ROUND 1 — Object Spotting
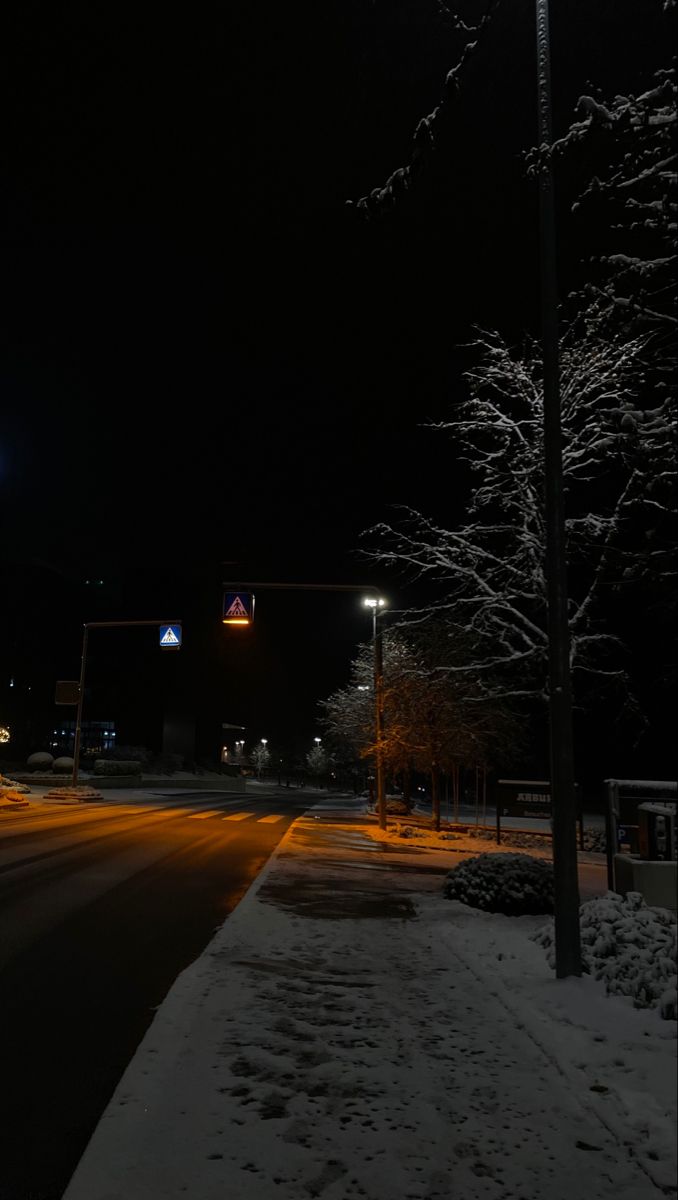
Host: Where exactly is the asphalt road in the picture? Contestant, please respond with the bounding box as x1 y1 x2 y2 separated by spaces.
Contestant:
0 788 310 1200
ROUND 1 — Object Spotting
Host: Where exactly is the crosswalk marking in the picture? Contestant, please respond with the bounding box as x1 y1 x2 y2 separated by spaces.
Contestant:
257 813 284 824
222 811 255 821
188 810 224 819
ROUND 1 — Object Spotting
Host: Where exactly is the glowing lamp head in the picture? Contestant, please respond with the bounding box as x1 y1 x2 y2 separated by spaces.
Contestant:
362 595 387 610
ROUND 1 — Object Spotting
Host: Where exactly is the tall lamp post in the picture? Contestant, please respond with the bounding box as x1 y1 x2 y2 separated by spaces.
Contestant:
220 579 389 824
535 0 582 977
363 596 387 830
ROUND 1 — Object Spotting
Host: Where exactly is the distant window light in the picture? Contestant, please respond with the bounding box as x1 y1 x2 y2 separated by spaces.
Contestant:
9 678 14 687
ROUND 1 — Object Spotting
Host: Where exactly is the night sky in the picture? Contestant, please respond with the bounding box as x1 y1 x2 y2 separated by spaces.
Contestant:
1 2 671 765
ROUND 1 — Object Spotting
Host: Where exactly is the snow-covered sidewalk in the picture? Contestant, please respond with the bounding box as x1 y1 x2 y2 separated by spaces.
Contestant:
64 803 676 1200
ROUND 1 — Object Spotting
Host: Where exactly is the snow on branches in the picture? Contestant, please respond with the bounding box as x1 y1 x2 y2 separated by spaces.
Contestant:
364 320 676 706
346 0 500 220
531 53 677 342
319 625 522 785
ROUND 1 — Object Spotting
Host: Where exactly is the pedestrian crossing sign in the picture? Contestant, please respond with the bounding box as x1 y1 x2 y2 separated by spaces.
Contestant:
159 624 182 649
222 592 254 626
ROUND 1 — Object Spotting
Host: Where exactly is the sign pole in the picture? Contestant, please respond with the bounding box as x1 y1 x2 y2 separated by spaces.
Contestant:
70 619 182 789
71 624 89 788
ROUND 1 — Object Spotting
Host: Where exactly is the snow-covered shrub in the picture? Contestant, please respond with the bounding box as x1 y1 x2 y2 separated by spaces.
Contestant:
98 744 152 766
27 752 54 770
384 795 411 815
583 829 607 853
53 756 74 774
0 774 30 793
468 828 552 850
444 853 554 915
148 752 184 775
532 891 677 1020
393 823 423 838
93 759 141 776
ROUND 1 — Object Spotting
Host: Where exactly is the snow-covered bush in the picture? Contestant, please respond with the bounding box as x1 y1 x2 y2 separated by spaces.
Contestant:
0 774 30 793
532 891 677 1020
93 759 142 776
97 744 151 765
444 852 554 915
384 795 411 815
26 752 54 770
53 756 74 774
583 829 607 853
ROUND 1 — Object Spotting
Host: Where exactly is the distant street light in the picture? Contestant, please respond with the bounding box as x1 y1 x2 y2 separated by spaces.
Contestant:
363 595 387 830
221 578 389 822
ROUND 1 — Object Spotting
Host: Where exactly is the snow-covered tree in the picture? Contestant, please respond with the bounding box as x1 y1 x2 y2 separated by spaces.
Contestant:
365 319 676 721
320 625 523 825
305 744 331 783
251 743 271 779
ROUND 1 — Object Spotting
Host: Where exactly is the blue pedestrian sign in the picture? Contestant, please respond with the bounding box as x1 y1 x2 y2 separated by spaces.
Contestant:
222 592 254 625
159 624 182 649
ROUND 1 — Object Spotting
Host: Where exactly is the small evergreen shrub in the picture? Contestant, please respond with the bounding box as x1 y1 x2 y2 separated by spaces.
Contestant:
148 753 184 775
27 752 54 770
98 745 152 766
444 852 554 915
93 759 142 776
0 774 30 793
53 756 75 774
533 891 677 1019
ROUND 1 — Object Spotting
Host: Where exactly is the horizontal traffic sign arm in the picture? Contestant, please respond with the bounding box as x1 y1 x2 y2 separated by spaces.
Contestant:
80 619 182 629
221 582 383 595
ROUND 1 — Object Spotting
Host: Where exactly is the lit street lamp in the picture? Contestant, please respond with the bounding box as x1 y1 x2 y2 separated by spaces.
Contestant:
363 595 387 830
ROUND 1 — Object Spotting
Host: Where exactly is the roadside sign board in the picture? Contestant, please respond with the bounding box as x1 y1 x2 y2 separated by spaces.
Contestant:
222 592 255 625
492 779 584 849
159 624 182 649
494 779 552 819
55 680 80 705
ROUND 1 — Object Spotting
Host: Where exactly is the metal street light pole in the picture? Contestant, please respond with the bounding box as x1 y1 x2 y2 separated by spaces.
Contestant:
221 579 389 829
375 608 386 831
535 0 582 977
365 597 387 831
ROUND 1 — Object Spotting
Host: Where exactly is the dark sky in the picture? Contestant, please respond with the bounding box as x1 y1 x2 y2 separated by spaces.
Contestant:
1 1 669 758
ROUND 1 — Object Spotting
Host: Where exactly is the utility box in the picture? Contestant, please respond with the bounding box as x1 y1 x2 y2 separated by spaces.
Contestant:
638 802 676 862
613 854 677 913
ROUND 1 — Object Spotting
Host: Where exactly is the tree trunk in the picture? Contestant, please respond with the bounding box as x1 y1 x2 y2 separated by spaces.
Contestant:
403 764 412 810
431 764 441 832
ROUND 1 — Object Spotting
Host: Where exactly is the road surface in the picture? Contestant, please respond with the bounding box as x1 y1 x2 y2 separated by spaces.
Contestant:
0 788 309 1200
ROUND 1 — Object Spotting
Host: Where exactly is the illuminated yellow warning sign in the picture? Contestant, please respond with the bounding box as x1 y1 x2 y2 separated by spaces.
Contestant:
222 592 254 625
